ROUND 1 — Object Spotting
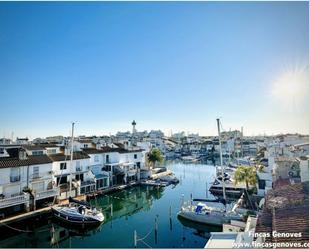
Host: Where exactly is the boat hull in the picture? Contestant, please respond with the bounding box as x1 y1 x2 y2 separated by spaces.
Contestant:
177 210 242 227
209 188 243 199
52 207 104 226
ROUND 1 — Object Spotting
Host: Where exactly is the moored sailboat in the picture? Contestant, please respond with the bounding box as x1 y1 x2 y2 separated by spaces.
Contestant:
52 123 104 226
177 118 243 226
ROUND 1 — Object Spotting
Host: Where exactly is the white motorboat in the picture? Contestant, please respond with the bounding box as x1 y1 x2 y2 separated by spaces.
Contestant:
52 198 104 225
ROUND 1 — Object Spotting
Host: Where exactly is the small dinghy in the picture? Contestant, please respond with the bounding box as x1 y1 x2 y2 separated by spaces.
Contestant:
52 197 104 226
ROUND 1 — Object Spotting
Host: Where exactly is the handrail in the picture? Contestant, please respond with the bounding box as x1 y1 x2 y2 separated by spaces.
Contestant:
0 194 28 208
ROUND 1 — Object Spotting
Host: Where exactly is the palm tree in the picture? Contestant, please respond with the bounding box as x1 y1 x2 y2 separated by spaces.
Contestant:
147 148 163 169
233 165 258 191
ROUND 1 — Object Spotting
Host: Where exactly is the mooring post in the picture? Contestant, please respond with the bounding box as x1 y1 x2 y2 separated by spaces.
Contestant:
134 230 137 248
154 217 158 244
111 203 113 218
206 182 208 198
169 206 172 231
181 194 184 207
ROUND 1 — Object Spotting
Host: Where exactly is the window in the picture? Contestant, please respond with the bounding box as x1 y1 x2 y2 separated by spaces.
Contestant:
134 154 137 159
10 168 20 182
258 179 266 190
84 144 88 148
60 162 67 170
94 155 99 162
32 150 43 156
106 155 110 163
75 173 84 182
57 176 67 185
76 161 81 171
136 162 141 168
33 166 39 179
47 149 57 154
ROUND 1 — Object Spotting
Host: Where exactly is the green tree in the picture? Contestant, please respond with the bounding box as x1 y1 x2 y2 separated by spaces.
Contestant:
147 148 163 169
233 165 258 191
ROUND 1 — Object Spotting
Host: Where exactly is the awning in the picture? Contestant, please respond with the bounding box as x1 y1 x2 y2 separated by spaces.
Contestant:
54 173 70 177
91 170 109 179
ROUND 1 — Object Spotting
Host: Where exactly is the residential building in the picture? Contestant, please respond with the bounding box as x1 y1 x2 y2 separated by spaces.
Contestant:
48 151 92 198
0 148 58 216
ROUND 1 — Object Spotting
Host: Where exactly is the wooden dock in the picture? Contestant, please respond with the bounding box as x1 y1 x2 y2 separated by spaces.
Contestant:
0 206 52 226
0 195 87 226
86 182 138 200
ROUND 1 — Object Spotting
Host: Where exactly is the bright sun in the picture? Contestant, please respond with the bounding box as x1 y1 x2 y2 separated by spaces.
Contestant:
271 64 309 108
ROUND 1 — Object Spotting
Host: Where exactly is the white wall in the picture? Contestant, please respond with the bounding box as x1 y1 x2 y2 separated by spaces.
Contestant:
103 152 119 164
0 167 26 197
300 159 309 182
52 158 90 183
119 152 145 168
0 162 54 197
29 163 53 193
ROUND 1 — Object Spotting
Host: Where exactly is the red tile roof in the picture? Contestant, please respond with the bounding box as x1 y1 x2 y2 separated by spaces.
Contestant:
48 152 90 162
255 182 309 246
0 155 52 168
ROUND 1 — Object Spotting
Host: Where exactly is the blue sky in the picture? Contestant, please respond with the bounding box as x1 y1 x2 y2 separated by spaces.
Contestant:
1 2 309 138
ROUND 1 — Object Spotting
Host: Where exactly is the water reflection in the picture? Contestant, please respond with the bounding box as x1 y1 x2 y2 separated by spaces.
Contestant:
0 186 166 248
0 162 220 248
50 223 102 247
94 186 165 222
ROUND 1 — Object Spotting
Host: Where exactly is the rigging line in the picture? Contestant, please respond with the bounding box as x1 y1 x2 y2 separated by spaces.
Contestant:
140 239 152 248
136 227 154 241
101 204 112 212
0 221 33 233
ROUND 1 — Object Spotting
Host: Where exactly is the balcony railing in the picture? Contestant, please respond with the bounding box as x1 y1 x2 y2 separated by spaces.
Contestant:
10 175 20 183
0 194 28 209
35 188 59 200
127 169 137 177
81 180 96 187
32 174 40 179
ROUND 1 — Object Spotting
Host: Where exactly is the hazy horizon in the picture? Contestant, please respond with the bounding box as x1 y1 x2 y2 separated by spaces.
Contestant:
1 2 309 138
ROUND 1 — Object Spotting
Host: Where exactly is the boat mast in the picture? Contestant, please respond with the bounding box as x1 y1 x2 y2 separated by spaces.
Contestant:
69 122 75 196
216 118 226 201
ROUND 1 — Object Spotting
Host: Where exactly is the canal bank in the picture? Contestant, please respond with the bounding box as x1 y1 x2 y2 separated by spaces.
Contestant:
0 162 223 248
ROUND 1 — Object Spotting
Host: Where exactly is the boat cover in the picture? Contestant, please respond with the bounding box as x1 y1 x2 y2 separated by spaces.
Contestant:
69 197 91 208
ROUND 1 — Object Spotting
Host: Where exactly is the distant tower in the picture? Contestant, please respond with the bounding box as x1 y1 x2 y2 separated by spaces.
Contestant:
132 120 137 134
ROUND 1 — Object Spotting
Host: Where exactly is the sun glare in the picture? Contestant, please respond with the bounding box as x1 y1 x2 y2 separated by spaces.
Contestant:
271 64 309 108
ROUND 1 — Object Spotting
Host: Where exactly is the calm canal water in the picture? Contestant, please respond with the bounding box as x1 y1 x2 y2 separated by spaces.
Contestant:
0 162 224 248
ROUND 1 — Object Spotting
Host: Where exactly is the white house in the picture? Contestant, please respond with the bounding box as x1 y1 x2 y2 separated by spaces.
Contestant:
87 145 146 186
48 151 93 199
0 148 58 215
82 148 110 191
